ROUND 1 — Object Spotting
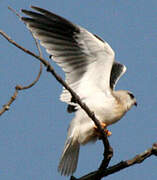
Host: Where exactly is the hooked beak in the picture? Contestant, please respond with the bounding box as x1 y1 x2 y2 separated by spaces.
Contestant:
134 101 137 107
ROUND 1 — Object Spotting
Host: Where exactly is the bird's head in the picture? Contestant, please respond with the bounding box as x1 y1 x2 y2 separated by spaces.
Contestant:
114 90 137 111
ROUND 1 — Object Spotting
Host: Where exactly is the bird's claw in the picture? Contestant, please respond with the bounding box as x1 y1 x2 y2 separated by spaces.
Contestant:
94 122 112 137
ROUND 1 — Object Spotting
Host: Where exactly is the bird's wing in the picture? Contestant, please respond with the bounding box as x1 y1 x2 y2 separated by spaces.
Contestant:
22 6 115 104
110 62 126 90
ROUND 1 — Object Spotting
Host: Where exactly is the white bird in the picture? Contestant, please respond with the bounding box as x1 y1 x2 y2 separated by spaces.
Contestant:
22 6 137 176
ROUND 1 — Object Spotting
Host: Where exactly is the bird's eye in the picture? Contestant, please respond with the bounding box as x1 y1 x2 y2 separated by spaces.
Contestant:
128 92 135 99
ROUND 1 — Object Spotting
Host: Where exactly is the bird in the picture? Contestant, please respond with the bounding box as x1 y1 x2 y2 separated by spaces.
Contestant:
21 6 137 176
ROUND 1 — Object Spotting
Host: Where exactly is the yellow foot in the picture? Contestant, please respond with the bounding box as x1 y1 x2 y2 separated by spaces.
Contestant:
94 122 112 137
104 129 112 136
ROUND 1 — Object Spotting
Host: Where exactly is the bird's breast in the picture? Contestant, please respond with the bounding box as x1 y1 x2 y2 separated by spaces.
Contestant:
92 100 126 126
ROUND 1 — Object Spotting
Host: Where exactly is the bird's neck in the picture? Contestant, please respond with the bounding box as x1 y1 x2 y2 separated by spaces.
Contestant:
112 90 130 113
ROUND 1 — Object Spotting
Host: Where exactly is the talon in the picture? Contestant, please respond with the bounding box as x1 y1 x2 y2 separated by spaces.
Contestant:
93 123 112 137
104 129 112 136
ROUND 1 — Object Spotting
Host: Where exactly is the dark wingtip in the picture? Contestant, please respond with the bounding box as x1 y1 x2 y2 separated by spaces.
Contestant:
31 6 40 10
21 9 27 13
30 6 49 14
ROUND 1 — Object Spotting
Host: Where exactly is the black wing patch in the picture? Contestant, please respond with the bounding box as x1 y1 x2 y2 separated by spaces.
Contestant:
22 6 80 35
110 62 126 89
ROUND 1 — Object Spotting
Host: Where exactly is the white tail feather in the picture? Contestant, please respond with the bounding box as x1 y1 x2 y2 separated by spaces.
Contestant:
58 137 80 176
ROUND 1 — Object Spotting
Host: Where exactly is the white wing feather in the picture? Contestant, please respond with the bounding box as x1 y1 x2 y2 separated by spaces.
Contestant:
22 6 115 104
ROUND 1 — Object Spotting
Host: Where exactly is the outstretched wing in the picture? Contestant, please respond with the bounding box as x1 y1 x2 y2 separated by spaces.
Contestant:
110 62 126 90
22 6 115 104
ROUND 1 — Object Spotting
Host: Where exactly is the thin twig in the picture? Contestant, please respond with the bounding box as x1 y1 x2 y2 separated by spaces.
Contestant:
0 7 43 116
0 89 18 115
17 63 42 90
0 63 42 116
8 6 21 18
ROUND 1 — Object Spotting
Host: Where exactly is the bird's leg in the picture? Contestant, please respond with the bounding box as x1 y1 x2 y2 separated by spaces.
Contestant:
94 122 112 137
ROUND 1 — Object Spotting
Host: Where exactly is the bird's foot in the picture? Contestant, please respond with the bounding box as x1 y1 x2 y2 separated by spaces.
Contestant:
104 128 112 136
94 122 112 137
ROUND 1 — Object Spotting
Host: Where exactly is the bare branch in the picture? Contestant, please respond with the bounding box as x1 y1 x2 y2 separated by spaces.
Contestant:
71 143 157 180
8 6 21 18
0 60 42 116
17 63 42 90
0 30 111 159
0 89 18 116
0 8 43 116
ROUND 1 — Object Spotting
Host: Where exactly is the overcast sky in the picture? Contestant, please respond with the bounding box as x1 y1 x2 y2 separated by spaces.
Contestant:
0 0 157 180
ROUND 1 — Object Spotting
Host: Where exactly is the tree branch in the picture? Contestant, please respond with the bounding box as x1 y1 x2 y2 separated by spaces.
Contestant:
71 143 157 180
0 88 18 115
0 7 43 116
0 56 42 116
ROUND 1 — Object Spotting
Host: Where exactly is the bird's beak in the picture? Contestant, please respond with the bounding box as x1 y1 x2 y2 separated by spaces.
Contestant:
134 101 137 106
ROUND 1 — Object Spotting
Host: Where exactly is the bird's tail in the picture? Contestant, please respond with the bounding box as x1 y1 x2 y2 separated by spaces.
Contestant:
58 136 80 176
